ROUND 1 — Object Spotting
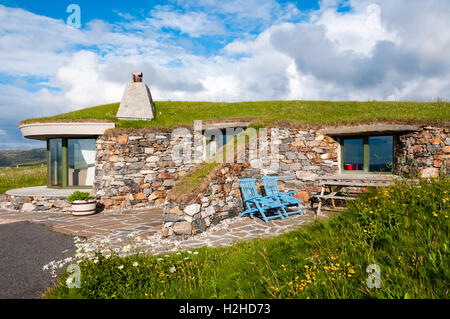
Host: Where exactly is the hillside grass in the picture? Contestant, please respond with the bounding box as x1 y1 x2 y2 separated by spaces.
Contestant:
0 165 47 194
44 178 449 299
20 100 450 129
0 148 46 167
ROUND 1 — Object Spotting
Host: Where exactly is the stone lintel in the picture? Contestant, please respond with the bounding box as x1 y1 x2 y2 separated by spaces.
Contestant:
323 124 420 136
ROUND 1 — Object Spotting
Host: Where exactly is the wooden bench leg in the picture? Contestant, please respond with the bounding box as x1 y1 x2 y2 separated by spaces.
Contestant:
317 186 325 216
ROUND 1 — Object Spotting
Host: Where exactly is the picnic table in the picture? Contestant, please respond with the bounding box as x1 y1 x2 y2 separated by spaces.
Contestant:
315 175 395 215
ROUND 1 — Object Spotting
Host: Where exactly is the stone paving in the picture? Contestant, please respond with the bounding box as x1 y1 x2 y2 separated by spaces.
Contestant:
0 206 322 256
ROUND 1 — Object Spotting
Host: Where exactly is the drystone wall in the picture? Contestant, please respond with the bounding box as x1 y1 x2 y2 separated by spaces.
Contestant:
93 131 198 212
395 126 450 178
161 128 340 237
4 195 71 212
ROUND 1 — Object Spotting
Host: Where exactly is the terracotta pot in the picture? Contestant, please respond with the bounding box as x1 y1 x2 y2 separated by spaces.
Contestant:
71 199 97 216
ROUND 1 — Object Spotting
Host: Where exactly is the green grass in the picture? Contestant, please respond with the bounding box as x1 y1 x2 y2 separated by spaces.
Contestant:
44 178 449 299
169 161 219 197
20 100 450 129
0 166 47 194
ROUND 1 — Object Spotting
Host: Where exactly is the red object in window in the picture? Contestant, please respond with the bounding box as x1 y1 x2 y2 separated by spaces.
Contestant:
354 164 358 170
345 164 353 170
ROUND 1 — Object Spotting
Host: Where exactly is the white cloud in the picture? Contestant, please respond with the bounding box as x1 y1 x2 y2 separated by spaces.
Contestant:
316 4 399 56
147 6 226 37
1 1 450 149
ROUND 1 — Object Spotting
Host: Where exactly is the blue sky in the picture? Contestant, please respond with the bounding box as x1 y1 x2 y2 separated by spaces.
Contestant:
0 0 449 150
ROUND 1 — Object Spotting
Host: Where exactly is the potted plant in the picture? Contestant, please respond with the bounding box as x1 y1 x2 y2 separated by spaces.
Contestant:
68 191 97 216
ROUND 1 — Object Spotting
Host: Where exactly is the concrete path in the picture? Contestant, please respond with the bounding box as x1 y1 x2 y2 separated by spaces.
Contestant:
0 219 75 299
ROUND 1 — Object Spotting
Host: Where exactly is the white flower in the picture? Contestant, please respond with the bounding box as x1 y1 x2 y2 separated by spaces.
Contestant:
127 231 139 238
122 245 131 252
65 277 73 285
193 251 199 255
118 265 124 270
132 261 139 267
169 266 176 273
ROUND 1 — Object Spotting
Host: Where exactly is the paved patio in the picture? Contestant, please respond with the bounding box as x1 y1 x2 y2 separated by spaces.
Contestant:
0 207 320 255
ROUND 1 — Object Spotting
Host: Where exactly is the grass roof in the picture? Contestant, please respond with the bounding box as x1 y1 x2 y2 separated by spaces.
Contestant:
19 100 450 129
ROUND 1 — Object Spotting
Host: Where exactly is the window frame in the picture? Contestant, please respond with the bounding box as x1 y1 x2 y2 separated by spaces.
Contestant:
339 135 395 175
46 137 96 189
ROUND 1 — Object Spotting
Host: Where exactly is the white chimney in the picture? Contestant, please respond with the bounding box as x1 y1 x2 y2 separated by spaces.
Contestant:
116 72 156 121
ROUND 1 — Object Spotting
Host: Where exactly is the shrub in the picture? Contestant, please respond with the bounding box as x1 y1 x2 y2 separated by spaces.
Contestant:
67 191 95 204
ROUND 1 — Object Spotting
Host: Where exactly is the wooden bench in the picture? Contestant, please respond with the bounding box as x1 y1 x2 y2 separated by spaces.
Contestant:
315 175 395 215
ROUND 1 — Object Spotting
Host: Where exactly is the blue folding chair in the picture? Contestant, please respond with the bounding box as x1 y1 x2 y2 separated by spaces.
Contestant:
262 176 304 217
238 178 285 223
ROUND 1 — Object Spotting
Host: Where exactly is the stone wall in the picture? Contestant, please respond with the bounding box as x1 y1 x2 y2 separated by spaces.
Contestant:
161 128 340 237
3 125 448 219
5 195 71 212
396 126 449 178
90 125 448 237
94 131 197 212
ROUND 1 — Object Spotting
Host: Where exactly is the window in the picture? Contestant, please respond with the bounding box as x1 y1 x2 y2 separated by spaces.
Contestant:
68 139 96 186
204 128 242 160
343 138 364 171
369 136 394 172
341 135 394 173
47 137 96 187
49 138 62 186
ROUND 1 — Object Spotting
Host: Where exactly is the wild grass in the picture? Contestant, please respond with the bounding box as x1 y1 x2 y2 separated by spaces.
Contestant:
44 178 449 299
168 161 219 200
0 165 47 194
20 100 450 129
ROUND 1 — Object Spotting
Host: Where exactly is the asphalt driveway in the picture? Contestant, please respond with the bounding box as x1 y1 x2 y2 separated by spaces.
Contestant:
0 220 75 299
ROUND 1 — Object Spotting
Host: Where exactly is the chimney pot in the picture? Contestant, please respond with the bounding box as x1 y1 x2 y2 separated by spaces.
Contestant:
132 72 143 83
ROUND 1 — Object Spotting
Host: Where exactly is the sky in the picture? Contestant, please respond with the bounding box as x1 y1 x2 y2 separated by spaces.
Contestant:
0 0 449 150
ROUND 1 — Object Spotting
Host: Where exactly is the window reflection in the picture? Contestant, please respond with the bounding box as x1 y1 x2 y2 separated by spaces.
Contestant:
369 136 393 172
68 139 96 186
49 138 62 186
343 138 364 171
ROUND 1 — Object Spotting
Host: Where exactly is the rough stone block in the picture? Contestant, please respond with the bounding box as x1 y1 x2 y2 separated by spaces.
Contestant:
419 167 439 178
173 221 192 235
184 203 201 216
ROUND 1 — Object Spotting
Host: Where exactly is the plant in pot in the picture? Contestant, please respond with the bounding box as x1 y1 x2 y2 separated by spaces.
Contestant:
68 191 97 216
